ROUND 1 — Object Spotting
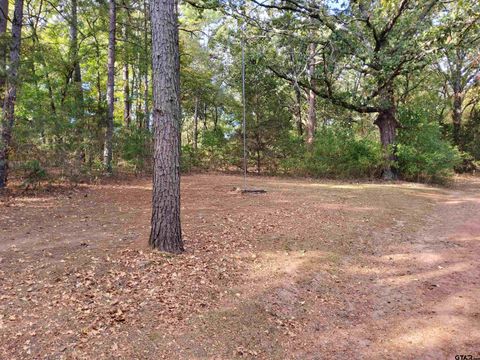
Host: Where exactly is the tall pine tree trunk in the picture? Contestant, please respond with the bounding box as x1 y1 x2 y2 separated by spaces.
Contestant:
103 0 116 172
306 42 316 146
0 0 24 188
149 0 183 252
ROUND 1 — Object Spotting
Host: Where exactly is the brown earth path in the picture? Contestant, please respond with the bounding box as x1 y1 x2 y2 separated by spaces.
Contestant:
0 174 479 359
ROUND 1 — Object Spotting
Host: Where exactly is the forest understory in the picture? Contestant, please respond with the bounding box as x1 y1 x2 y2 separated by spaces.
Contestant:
1 174 479 359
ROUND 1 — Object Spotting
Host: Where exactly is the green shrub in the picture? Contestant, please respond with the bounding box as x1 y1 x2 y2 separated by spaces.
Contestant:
200 128 232 170
20 160 48 189
281 127 383 178
117 128 152 172
396 108 461 183
180 144 201 173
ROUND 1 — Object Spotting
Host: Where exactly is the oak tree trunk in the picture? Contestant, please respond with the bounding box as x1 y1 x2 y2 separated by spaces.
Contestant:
149 0 183 253
103 0 116 172
374 107 398 180
452 90 463 148
0 0 23 188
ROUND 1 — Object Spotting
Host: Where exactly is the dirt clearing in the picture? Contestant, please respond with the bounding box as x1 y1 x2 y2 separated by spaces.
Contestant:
1 174 479 359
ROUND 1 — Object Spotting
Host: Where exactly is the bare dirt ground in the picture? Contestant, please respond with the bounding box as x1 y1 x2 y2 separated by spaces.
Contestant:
0 174 479 359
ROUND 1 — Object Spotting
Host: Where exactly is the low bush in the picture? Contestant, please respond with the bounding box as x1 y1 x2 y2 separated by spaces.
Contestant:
396 108 461 183
20 160 48 189
281 127 383 178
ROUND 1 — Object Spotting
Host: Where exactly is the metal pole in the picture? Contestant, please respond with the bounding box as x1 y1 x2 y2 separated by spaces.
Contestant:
241 24 247 190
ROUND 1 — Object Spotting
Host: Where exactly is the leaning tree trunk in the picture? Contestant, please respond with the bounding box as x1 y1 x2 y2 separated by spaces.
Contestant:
149 0 183 253
306 42 316 146
0 0 23 188
103 0 116 172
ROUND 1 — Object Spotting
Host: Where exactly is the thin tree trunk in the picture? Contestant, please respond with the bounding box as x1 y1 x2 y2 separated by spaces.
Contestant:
289 48 303 136
103 0 116 172
203 103 207 131
70 0 83 117
122 17 130 126
0 0 9 104
123 1 131 127
193 96 198 150
295 85 303 136
123 60 130 126
0 0 24 188
136 66 142 124
143 0 150 130
306 43 316 146
144 72 149 129
149 0 183 252
29 6 56 115
452 81 463 148
131 61 137 125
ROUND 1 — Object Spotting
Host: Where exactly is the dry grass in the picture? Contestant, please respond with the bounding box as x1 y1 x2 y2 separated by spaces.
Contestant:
1 174 479 359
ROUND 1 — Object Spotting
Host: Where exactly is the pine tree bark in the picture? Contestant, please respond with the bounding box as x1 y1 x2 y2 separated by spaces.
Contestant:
149 0 183 252
103 0 116 172
306 42 316 146
0 0 24 188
